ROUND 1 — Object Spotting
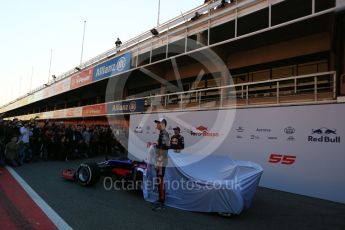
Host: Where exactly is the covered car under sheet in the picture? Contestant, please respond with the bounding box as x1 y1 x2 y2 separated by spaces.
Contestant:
143 146 263 214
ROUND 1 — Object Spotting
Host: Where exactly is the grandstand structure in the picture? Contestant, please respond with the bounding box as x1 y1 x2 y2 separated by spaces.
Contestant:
0 0 344 126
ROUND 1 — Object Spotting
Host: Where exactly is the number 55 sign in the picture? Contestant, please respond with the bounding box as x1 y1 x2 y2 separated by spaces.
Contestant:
268 154 296 165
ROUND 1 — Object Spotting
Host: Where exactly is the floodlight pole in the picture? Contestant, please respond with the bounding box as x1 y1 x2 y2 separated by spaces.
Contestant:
48 49 53 83
157 0 161 26
80 20 86 66
30 66 33 92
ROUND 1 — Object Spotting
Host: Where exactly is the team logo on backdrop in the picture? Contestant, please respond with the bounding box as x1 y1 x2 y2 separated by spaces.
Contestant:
190 126 220 137
236 126 245 132
116 57 127 72
250 135 260 140
283 126 296 142
287 136 295 141
134 126 143 133
284 126 295 134
308 127 340 143
256 128 271 132
235 126 245 138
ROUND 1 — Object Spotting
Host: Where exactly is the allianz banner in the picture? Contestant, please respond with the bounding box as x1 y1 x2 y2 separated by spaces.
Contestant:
107 99 145 115
93 52 131 82
128 103 345 204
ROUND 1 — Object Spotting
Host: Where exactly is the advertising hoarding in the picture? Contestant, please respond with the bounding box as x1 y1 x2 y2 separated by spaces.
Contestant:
41 111 53 119
71 68 93 89
43 88 49 98
93 53 131 82
54 78 71 94
53 109 66 118
33 90 43 102
82 104 106 117
128 103 345 203
66 107 82 117
107 99 145 115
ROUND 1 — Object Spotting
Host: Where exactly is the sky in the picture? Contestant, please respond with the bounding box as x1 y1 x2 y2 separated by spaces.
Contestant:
0 0 201 107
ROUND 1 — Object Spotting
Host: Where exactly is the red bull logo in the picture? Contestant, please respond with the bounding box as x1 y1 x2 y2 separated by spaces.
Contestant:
308 127 340 143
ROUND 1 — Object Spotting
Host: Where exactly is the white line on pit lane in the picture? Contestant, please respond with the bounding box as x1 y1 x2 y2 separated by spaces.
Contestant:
6 166 73 230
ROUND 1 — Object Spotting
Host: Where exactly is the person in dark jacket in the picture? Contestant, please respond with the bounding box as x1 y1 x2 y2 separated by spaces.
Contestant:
5 136 20 166
152 118 170 211
59 134 67 161
65 125 75 160
170 127 184 153
4 120 20 145
105 127 113 156
90 128 100 157
30 121 41 161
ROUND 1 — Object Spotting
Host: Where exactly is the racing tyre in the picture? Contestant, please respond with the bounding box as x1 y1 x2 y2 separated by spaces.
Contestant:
76 162 100 186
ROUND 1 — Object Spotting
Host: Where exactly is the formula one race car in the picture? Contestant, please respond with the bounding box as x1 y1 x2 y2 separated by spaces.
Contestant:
62 159 146 187
62 147 263 216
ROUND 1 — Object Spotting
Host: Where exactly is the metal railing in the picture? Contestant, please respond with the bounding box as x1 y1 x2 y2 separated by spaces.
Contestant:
135 71 336 112
4 71 337 120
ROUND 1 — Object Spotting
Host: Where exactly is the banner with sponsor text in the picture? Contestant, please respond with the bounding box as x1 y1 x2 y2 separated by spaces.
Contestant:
129 103 345 203
93 52 131 82
107 99 145 115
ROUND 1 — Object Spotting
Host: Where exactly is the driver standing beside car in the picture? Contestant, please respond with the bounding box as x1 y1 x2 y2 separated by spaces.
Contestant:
170 127 184 153
152 118 169 211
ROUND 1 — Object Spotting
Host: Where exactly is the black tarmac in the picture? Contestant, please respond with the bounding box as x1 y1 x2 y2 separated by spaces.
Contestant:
13 157 345 230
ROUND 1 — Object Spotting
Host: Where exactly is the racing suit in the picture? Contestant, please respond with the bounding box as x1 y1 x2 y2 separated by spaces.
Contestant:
155 129 169 203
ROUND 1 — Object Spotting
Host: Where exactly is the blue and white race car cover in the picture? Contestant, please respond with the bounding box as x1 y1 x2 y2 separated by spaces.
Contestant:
143 146 263 214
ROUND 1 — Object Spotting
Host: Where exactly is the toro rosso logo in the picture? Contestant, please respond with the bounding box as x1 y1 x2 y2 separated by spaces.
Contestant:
190 126 219 137
308 127 340 143
196 126 207 132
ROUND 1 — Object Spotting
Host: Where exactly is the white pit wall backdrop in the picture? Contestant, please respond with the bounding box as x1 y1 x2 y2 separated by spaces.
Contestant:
128 103 345 203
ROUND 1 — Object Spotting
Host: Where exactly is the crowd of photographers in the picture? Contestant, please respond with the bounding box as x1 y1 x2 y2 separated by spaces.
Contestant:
0 118 123 167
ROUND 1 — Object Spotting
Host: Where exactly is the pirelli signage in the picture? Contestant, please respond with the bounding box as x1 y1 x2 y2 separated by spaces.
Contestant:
82 104 107 117
71 68 93 89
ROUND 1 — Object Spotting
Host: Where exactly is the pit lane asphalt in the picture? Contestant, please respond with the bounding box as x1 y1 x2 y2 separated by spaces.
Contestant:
12 157 345 230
